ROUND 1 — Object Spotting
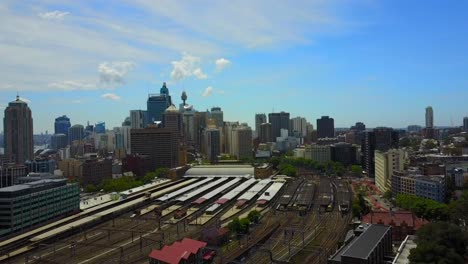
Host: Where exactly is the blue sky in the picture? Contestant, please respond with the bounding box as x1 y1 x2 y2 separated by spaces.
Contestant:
1 0 468 133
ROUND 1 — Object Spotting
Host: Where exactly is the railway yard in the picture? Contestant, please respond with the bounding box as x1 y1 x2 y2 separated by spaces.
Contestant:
0 166 353 264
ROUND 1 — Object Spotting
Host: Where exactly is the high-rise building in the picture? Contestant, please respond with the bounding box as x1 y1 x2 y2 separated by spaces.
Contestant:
259 123 272 143
0 163 27 188
290 117 307 137
130 110 147 129
375 149 405 193
351 122 366 131
194 111 208 153
205 128 220 162
331 143 357 166
54 115 71 135
425 106 434 128
147 82 172 124
131 127 180 171
68 125 84 144
95 122 106 134
230 125 252 159
361 128 399 177
3 96 34 164
317 116 334 139
463 117 468 132
268 112 290 140
50 134 67 150
255 114 267 137
305 144 331 163
210 107 224 128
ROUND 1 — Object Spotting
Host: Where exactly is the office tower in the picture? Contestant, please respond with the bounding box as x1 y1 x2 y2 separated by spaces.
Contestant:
259 123 272 143
224 122 240 154
375 149 405 193
3 95 34 164
131 127 180 170
290 116 307 137
361 127 399 177
122 117 131 127
210 107 224 128
147 82 172 124
182 108 195 146
464 117 468 132
130 110 147 129
163 105 184 138
407 125 422 133
317 116 334 139
268 112 290 140
194 111 208 152
54 115 71 135
331 143 357 166
255 114 267 137
229 124 252 159
425 106 433 128
95 122 106 134
351 122 366 131
50 134 67 150
205 128 220 162
85 122 94 134
68 124 84 144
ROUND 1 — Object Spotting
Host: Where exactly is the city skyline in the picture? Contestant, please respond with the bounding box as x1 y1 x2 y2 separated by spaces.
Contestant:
1 1 468 132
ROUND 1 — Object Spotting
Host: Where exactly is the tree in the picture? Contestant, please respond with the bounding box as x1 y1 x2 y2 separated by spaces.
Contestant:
239 218 251 234
449 191 468 229
424 140 437 150
270 156 281 169
395 194 449 221
228 218 241 234
409 222 468 264
248 210 261 224
350 165 362 177
85 184 99 193
155 168 170 178
280 164 297 177
383 190 392 200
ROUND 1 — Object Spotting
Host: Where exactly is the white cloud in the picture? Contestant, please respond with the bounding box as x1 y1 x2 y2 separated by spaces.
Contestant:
171 53 207 81
101 93 121 101
202 86 213 97
48 80 96 91
215 58 231 72
99 62 135 85
193 68 207 79
72 100 83 104
38 11 70 21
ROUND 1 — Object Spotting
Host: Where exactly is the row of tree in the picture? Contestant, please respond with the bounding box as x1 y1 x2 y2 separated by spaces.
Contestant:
84 168 170 193
409 222 468 263
227 210 261 236
271 157 347 176
395 192 468 225
352 191 369 218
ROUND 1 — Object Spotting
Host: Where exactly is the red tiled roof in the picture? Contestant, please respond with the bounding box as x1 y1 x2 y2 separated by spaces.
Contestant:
149 238 207 264
362 211 428 229
256 200 267 205
236 199 247 207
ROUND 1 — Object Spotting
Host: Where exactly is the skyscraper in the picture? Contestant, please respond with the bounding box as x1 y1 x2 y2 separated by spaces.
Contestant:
425 106 434 128
147 82 172 124
317 116 335 139
463 117 468 132
255 114 267 136
95 122 106 134
361 127 399 177
205 128 220 162
130 110 147 129
54 115 71 135
50 134 67 150
268 112 290 140
3 95 34 164
210 107 224 128
68 124 84 144
131 127 180 170
259 123 272 143
290 116 307 137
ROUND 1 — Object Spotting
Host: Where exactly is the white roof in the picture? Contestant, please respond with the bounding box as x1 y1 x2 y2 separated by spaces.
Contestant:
206 203 222 213
237 179 271 201
257 182 285 202
185 165 254 176
120 178 170 196
218 178 257 202
176 178 229 202
156 178 213 202
199 178 243 201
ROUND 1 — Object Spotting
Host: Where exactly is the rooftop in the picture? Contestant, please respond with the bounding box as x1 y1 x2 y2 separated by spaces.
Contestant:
331 224 391 261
